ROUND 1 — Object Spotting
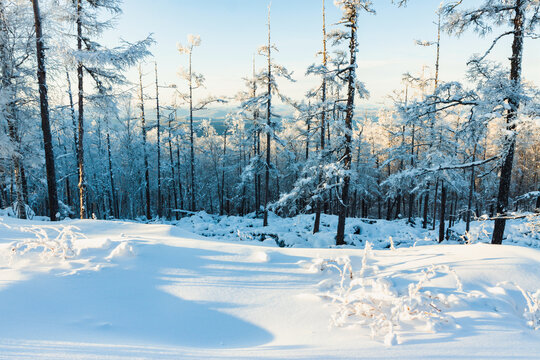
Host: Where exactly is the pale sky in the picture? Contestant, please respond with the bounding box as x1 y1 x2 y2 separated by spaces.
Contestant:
101 0 540 109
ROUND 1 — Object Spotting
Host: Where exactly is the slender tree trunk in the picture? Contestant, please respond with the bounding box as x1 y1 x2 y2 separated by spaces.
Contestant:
432 179 439 230
175 134 185 211
313 0 327 234
66 71 79 209
220 129 227 216
138 65 151 220
423 191 429 228
75 0 87 219
492 1 524 244
336 5 357 246
106 132 118 218
466 144 477 232
263 7 272 227
155 62 162 218
169 116 179 220
438 182 446 243
189 51 196 212
32 0 58 220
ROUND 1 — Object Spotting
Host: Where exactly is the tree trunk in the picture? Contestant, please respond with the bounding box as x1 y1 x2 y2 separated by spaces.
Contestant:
32 0 58 220
438 182 446 243
263 8 272 227
155 62 162 218
139 65 151 220
432 179 439 230
169 115 179 220
492 1 524 245
189 51 196 212
75 0 87 219
336 5 357 246
313 0 327 234
106 132 118 218
466 144 477 232
423 191 429 228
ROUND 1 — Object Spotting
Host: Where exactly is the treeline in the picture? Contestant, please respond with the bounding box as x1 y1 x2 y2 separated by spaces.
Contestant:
0 0 538 246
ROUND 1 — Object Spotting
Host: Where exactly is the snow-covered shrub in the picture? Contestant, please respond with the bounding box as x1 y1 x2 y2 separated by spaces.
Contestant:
515 285 540 330
11 225 84 259
314 244 462 345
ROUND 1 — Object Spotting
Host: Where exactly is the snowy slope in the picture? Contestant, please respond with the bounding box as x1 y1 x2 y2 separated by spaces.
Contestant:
1 215 540 359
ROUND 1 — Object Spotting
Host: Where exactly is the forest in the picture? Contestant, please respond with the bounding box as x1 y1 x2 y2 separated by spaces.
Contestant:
1 0 539 248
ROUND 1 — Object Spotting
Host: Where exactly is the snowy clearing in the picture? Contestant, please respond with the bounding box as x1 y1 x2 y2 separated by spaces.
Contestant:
1 215 540 359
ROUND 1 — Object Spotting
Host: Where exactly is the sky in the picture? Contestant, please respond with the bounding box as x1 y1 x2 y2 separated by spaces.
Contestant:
101 0 540 110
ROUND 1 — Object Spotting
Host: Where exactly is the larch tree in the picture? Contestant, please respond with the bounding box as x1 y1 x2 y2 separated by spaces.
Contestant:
31 0 59 221
66 0 152 219
177 35 224 212
0 0 32 219
333 0 373 245
443 0 540 244
241 4 294 226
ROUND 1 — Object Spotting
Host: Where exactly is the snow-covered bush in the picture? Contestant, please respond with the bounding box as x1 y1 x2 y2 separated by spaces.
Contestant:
314 244 463 345
11 225 83 259
514 285 540 330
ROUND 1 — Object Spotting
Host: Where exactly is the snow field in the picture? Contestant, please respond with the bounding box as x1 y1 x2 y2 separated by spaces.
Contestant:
0 215 539 359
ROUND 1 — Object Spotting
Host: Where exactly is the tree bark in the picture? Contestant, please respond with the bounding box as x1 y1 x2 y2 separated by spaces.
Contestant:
492 1 524 244
438 182 446 243
336 4 357 246
32 0 58 220
75 0 87 219
313 0 327 234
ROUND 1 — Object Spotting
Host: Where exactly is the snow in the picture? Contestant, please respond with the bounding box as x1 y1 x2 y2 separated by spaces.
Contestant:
1 214 540 359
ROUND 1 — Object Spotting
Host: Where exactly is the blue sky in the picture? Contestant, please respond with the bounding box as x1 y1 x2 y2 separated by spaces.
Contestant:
101 0 540 107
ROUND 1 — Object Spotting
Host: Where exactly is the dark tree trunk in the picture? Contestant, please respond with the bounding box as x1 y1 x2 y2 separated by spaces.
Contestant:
32 0 58 220
492 1 524 244
336 5 357 246
75 0 87 219
432 179 439 230
423 191 429 229
438 182 446 243
313 1 327 234
408 193 414 223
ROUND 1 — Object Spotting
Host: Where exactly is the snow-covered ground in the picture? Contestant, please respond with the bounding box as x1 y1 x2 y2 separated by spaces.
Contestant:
1 213 540 359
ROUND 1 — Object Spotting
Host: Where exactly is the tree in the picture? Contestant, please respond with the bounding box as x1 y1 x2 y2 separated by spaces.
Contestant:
240 5 294 226
334 0 373 245
443 0 539 244
66 0 152 218
31 0 58 221
178 35 224 212
0 0 35 219
313 0 329 234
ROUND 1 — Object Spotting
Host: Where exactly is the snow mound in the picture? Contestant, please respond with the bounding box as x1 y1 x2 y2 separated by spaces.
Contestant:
106 241 136 259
